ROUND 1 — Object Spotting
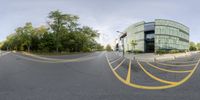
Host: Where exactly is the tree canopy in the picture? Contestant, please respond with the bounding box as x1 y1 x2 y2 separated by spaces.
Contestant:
105 44 112 51
1 10 103 52
189 42 197 51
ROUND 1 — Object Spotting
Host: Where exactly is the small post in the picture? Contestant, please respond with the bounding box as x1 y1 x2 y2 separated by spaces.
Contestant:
133 56 135 60
154 57 157 62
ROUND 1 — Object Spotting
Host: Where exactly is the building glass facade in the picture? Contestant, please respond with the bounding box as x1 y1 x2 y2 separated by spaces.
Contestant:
119 19 189 53
155 19 189 51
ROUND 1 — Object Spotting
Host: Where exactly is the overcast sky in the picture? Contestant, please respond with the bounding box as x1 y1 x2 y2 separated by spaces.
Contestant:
0 0 200 45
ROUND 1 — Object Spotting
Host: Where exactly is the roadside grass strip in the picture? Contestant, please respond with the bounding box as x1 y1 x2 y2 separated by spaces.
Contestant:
12 52 97 63
155 61 196 67
106 52 200 90
146 62 193 73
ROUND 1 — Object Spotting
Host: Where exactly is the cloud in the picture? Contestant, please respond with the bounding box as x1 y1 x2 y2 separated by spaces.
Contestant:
0 0 200 44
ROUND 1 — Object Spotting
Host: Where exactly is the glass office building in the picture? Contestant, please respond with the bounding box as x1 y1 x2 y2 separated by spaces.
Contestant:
119 19 189 53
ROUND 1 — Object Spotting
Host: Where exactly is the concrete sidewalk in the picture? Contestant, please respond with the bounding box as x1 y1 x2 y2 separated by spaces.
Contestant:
124 53 157 62
121 51 200 62
0 51 10 57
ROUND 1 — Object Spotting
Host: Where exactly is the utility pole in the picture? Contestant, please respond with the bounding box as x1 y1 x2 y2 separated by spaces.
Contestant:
116 31 126 57
122 38 125 57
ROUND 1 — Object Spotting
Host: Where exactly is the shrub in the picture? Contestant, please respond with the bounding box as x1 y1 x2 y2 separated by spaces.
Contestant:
156 49 187 54
134 50 143 53
126 50 143 54
156 50 167 54
83 47 91 52
169 50 179 54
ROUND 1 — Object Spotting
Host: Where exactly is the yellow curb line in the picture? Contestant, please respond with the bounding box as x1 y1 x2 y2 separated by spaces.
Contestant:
110 56 122 64
106 53 200 90
155 61 196 67
146 62 192 73
14 53 96 63
137 60 177 85
113 59 125 70
167 60 198 64
22 51 95 61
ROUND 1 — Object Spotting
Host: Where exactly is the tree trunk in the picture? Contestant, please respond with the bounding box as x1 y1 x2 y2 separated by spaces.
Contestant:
56 47 59 53
28 46 30 52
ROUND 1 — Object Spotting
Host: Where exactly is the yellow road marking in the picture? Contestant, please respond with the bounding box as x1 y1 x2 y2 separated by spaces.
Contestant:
113 59 126 70
156 61 196 67
106 53 200 90
146 62 193 73
110 56 122 64
172 60 199 86
137 60 177 85
126 59 131 83
22 51 95 62
169 60 199 64
13 53 97 63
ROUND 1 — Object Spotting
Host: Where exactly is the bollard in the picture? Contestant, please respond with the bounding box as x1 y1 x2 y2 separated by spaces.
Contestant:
133 56 135 60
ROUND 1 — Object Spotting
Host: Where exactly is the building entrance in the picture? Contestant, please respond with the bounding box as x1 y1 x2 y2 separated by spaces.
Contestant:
145 31 155 53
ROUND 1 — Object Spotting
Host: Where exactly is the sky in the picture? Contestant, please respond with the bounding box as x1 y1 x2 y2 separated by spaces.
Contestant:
0 0 200 46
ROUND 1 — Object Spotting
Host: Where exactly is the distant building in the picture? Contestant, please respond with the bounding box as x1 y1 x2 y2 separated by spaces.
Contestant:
118 19 189 53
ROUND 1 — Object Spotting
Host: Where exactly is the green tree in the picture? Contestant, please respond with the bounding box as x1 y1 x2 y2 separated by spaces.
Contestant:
196 43 200 50
96 43 104 51
32 26 48 51
131 40 137 52
189 42 197 51
21 23 35 52
0 42 2 49
48 10 79 52
79 26 99 52
1 10 101 53
38 32 55 52
106 44 112 51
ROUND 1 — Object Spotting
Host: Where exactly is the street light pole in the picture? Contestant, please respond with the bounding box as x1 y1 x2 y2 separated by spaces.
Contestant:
116 31 125 57
122 38 125 57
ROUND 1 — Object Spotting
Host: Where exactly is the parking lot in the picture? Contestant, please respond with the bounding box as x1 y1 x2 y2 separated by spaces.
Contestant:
106 52 200 90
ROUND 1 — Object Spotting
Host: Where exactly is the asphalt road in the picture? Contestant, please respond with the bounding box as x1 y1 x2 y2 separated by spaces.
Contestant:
0 51 200 100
